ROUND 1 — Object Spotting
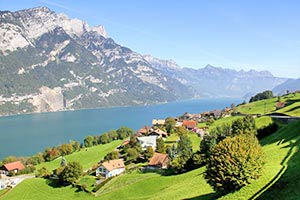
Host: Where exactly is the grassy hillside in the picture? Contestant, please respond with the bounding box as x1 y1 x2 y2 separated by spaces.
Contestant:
36 140 122 171
236 93 300 116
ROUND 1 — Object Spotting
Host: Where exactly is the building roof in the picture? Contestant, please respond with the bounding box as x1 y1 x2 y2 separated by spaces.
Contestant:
149 153 168 166
102 159 125 172
152 119 165 125
137 136 157 146
150 129 168 137
3 161 25 171
135 126 152 136
276 102 286 108
182 120 197 128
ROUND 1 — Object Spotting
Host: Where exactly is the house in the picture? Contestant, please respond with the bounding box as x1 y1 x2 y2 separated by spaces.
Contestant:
0 179 6 190
3 161 25 174
195 128 206 138
96 159 125 178
152 119 165 126
210 110 222 119
137 136 157 150
182 120 197 130
276 102 286 109
148 153 169 169
149 128 168 138
175 121 183 127
135 126 152 137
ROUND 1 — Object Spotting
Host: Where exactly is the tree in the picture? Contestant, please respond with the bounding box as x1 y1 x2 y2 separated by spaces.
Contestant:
125 135 142 153
43 147 60 161
70 140 80 152
231 116 256 136
59 161 83 185
125 148 139 162
166 144 177 161
249 90 274 102
59 143 73 156
205 135 264 194
165 117 176 133
144 146 154 160
99 133 110 144
104 151 119 161
176 126 189 136
108 130 118 141
84 135 94 147
35 167 51 178
3 156 17 164
156 137 165 153
171 135 193 173
116 126 133 139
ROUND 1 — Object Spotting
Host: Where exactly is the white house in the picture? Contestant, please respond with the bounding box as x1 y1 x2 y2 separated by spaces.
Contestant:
137 135 157 150
96 159 125 178
0 179 6 190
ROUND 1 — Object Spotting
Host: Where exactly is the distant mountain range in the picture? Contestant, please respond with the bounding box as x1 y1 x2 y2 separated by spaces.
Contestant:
273 78 300 95
0 7 294 116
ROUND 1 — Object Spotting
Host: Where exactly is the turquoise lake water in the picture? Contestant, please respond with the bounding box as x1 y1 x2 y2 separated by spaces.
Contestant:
0 98 240 159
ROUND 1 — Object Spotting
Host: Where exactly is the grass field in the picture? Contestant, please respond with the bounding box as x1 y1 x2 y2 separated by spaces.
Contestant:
237 93 300 115
36 140 122 171
236 98 278 114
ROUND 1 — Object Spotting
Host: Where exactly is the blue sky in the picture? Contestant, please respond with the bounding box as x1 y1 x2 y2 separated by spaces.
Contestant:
1 0 300 78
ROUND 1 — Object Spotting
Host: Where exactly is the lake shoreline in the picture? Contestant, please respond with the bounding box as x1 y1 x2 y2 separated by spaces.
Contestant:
0 98 241 160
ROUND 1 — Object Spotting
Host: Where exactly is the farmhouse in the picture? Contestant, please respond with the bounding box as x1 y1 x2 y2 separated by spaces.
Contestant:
152 119 165 126
148 153 169 169
2 161 25 175
96 159 125 178
137 136 157 150
135 126 152 137
276 102 286 109
182 120 197 130
149 128 168 138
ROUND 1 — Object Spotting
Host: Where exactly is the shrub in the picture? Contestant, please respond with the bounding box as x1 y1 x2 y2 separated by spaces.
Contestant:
205 135 264 194
257 122 279 140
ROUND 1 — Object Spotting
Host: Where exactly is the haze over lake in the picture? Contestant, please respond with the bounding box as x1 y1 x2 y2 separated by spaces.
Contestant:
0 98 240 159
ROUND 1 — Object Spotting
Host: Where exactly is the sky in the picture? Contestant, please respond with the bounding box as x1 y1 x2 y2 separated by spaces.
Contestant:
1 0 300 78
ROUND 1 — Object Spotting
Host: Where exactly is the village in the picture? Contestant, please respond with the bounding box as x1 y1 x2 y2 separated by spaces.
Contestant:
0 106 234 192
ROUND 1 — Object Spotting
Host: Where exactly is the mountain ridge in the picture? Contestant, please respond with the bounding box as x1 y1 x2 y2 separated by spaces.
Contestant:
0 7 289 116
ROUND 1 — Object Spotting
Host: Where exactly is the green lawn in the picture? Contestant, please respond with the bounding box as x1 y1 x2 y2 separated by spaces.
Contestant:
255 116 273 129
36 140 122 171
236 98 278 114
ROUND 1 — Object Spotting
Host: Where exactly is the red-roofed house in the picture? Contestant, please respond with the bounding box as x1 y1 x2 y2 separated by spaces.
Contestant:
96 159 125 178
276 102 286 109
182 120 197 130
3 161 25 174
148 153 169 169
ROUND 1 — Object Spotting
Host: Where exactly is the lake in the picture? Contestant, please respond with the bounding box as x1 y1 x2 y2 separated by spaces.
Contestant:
0 98 240 159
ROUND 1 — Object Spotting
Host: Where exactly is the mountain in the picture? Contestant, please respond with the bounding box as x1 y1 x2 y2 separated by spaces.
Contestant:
273 78 300 95
144 55 288 98
0 7 289 116
0 7 192 116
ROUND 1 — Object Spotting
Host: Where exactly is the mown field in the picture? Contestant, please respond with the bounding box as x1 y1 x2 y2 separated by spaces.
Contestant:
237 93 300 115
36 140 122 171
